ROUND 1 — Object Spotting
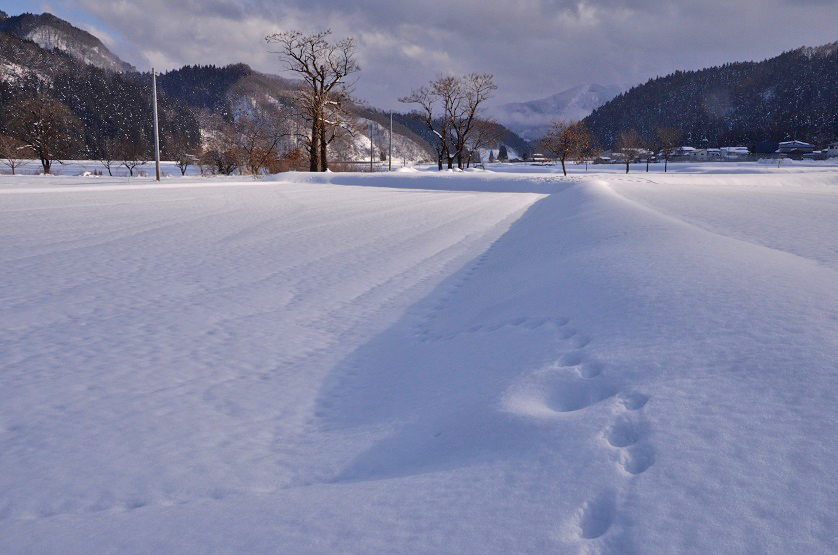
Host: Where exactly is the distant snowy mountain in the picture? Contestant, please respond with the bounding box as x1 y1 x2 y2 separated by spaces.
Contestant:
487 84 624 140
0 12 132 73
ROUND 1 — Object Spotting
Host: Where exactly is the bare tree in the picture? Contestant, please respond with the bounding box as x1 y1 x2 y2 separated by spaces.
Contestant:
199 125 240 176
98 137 120 176
236 112 286 176
119 134 150 177
450 74 497 169
541 120 592 176
0 134 33 175
615 129 644 174
401 73 497 171
656 127 682 172
576 130 600 171
160 127 199 176
266 29 360 172
464 119 502 168
4 93 79 174
399 84 452 170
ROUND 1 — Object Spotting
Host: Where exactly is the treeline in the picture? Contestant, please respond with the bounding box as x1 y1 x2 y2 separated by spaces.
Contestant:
584 44 838 150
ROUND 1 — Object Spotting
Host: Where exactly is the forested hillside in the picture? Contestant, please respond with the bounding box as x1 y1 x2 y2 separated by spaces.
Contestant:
584 43 838 150
0 31 200 160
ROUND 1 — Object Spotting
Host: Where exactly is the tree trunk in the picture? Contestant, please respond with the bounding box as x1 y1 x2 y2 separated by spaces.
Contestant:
319 126 328 172
625 160 630 174
664 157 668 172
437 151 443 171
561 156 567 176
42 158 50 174
309 120 321 172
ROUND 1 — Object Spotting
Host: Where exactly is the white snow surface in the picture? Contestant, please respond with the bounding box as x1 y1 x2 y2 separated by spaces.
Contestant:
1 164 837 553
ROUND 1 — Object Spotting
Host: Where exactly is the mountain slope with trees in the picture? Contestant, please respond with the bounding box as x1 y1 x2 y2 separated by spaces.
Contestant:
0 11 529 172
583 43 838 151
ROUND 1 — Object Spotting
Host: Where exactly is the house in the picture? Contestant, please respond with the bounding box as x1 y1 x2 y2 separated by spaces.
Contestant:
776 140 815 157
530 153 551 164
690 148 721 160
720 146 750 159
671 146 696 159
827 142 838 158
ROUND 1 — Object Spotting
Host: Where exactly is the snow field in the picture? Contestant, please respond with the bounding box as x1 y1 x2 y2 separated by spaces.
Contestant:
1 166 837 553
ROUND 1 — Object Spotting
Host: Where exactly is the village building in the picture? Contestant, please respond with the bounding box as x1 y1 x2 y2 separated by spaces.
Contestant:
776 140 815 157
720 146 750 159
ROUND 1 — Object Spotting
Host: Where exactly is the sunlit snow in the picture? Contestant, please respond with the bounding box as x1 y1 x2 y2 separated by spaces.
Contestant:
1 162 837 553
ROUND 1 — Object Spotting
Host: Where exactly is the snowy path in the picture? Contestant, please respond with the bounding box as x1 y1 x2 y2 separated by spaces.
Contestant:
1 169 837 553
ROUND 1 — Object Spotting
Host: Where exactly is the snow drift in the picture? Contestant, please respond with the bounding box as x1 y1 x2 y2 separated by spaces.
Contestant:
1 165 837 553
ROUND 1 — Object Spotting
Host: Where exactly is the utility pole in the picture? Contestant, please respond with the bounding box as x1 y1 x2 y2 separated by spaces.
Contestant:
387 110 393 172
152 68 161 181
369 121 374 172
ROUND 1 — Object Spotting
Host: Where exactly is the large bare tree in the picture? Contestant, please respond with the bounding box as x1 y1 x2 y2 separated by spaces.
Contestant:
266 30 359 172
4 93 78 174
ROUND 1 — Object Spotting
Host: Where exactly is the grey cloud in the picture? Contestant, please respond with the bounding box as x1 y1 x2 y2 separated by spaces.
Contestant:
64 0 837 108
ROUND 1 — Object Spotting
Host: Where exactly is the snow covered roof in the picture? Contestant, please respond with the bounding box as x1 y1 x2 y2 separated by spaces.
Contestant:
778 140 813 148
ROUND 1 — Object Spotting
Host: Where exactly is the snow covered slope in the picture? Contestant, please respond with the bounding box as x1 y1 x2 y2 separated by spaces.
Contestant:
487 84 623 140
0 12 132 73
1 165 837 553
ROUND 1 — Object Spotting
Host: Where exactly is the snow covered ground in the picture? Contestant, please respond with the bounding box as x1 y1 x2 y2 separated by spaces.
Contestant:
1 164 837 553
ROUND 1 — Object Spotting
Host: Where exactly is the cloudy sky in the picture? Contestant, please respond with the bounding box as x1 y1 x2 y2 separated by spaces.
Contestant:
10 0 838 108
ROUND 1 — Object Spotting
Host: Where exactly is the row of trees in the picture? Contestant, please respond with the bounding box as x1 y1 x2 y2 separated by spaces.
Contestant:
1 27 502 176
0 90 306 176
536 119 685 174
0 29 358 176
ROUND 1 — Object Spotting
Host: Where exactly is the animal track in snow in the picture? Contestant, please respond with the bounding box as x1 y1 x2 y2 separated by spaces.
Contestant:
621 392 649 411
548 379 617 413
570 335 591 349
577 361 603 379
604 417 646 448
619 443 656 475
558 350 584 367
602 391 655 474
578 489 616 539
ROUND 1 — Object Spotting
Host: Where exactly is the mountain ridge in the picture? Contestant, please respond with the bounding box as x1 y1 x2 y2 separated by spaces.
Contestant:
0 12 133 73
